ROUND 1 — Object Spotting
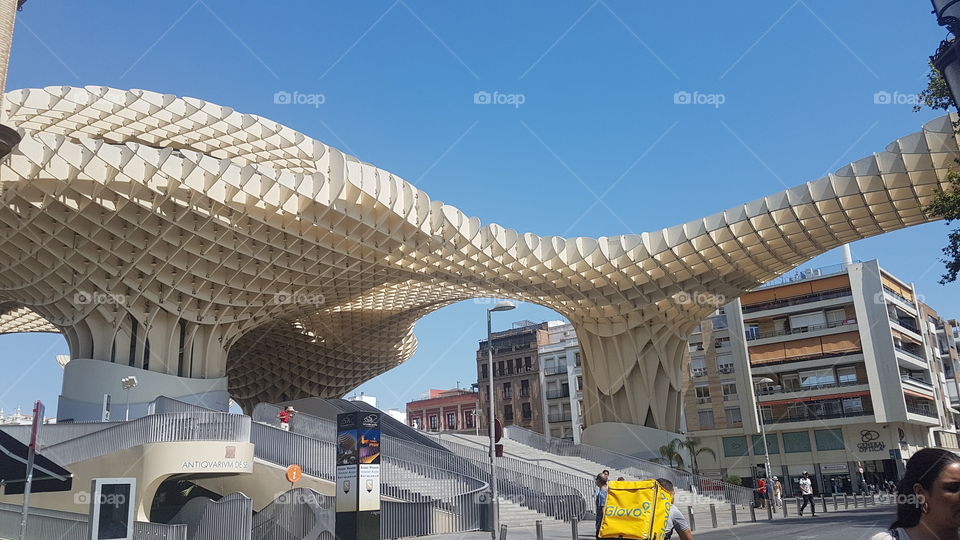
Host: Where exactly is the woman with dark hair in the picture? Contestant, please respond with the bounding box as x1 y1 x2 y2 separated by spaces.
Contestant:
871 448 960 539
594 474 608 539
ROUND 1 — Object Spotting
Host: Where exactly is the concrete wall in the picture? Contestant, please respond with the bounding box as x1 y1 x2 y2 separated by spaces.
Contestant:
58 358 229 422
581 422 682 461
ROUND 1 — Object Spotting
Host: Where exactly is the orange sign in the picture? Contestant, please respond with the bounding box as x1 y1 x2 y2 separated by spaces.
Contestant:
286 464 303 483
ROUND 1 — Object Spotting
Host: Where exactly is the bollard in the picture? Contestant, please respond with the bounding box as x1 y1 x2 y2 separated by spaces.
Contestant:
710 504 718 528
536 520 543 540
822 494 828 514
688 506 696 531
797 496 802 515
570 518 578 540
749 502 757 522
766 501 773 521
833 494 838 511
499 524 508 539
844 493 849 509
730 503 738 525
782 498 788 517
854 493 860 508
870 493 876 506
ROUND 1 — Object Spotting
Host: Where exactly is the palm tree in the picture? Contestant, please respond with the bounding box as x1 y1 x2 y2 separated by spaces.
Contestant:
657 438 685 469
680 438 716 475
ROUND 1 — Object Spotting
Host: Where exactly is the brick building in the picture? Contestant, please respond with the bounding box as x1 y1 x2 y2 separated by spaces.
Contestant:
406 388 480 433
476 321 549 432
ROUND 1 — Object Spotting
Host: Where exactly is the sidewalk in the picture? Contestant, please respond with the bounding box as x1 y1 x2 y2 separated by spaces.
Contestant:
416 496 893 539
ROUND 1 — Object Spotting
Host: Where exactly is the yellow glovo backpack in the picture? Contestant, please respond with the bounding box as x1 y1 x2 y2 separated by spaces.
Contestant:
598 480 673 539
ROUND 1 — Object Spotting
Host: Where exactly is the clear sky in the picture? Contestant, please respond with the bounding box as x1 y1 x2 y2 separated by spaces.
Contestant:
0 1 956 415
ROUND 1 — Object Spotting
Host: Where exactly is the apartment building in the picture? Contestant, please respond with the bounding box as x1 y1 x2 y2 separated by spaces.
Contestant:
538 322 584 442
686 259 957 495
406 388 480 433
918 302 960 449
476 321 549 432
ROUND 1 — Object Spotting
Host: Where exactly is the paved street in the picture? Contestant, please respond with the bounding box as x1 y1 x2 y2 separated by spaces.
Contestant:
418 506 899 540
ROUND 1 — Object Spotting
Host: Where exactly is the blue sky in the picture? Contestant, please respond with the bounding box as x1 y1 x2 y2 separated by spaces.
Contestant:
0 1 956 414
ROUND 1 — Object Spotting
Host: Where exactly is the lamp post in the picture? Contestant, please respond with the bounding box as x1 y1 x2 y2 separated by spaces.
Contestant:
752 377 775 487
931 1 960 108
121 376 138 421
486 300 515 539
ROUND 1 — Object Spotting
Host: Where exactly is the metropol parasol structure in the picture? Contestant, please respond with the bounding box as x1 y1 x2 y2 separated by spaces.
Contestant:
0 85 956 431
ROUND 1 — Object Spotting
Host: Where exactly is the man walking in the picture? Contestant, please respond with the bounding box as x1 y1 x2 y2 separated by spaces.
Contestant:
277 405 297 431
657 478 694 540
772 476 783 510
798 471 815 516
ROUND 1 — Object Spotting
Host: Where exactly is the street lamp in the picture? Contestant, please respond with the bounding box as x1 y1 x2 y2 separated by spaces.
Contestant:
931 1 960 109
752 377 775 488
121 376 138 421
486 300 515 539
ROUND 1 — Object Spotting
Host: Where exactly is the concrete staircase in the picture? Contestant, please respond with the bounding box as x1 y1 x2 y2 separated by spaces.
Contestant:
497 497 560 528
438 432 744 528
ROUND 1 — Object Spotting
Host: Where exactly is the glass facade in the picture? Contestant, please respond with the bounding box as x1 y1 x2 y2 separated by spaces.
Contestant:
782 431 811 453
723 436 749 457
814 428 845 451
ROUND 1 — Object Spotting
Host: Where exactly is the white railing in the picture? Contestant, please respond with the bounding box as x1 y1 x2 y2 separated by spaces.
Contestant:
0 502 186 540
41 411 251 465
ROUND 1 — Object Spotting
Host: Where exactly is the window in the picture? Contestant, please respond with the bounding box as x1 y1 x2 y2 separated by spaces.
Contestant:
837 366 857 384
525 357 532 371
695 385 711 404
716 353 734 374
782 374 800 392
790 311 826 331
574 353 581 366
464 413 474 429
690 342 704 352
481 364 488 379
507 360 514 375
698 409 715 428
723 436 749 457
799 368 836 388
826 308 846 324
814 428 845 451
504 405 514 422
842 397 863 413
521 402 532 420
503 382 512 399
520 379 530 397
577 376 583 391
751 434 779 454
725 407 742 424
690 357 706 377
746 324 760 340
498 361 505 376
447 412 456 429
714 336 730 348
782 431 811 453
722 382 738 401
429 415 438 430
759 406 773 422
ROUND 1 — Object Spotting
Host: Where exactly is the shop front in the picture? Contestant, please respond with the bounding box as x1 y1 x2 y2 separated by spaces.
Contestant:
819 463 852 494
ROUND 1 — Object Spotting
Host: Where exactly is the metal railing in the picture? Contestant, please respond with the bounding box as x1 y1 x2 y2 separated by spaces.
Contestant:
766 408 872 424
895 344 928 362
251 488 334 540
907 405 938 418
0 502 187 540
742 288 852 314
503 425 754 507
543 365 569 376
0 420 120 447
756 379 863 396
745 318 857 341
167 492 252 540
548 412 572 423
426 433 588 521
901 376 935 389
889 315 921 334
753 263 852 290
546 388 571 399
41 411 251 465
883 286 915 306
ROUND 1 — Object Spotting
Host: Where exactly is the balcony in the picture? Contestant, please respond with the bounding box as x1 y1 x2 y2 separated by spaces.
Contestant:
548 412 572 423
723 394 739 402
543 365 569 376
889 315 920 334
895 344 927 364
696 396 711 404
906 405 938 418
767 408 872 424
718 365 735 374
901 376 934 390
883 286 915 307
742 288 852 314
545 388 570 399
745 318 857 341
756 379 863 397
690 367 707 378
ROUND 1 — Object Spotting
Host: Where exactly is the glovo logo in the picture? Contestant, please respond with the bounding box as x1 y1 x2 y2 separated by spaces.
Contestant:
605 501 652 517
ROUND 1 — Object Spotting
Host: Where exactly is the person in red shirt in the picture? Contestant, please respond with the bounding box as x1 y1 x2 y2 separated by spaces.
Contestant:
757 477 768 509
277 406 297 431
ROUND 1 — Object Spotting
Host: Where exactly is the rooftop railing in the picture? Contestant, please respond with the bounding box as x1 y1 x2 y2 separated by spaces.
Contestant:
742 288 852 314
745 318 857 341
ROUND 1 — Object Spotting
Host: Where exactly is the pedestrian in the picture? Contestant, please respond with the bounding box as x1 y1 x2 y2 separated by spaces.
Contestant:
277 405 296 431
757 476 768 509
657 478 694 540
869 448 960 540
595 474 608 538
772 476 783 509
798 471 815 516
616 476 625 482
602 469 610 481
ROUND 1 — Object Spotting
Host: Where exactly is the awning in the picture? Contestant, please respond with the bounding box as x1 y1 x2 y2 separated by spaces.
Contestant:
0 429 72 494
904 389 935 400
761 390 870 407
